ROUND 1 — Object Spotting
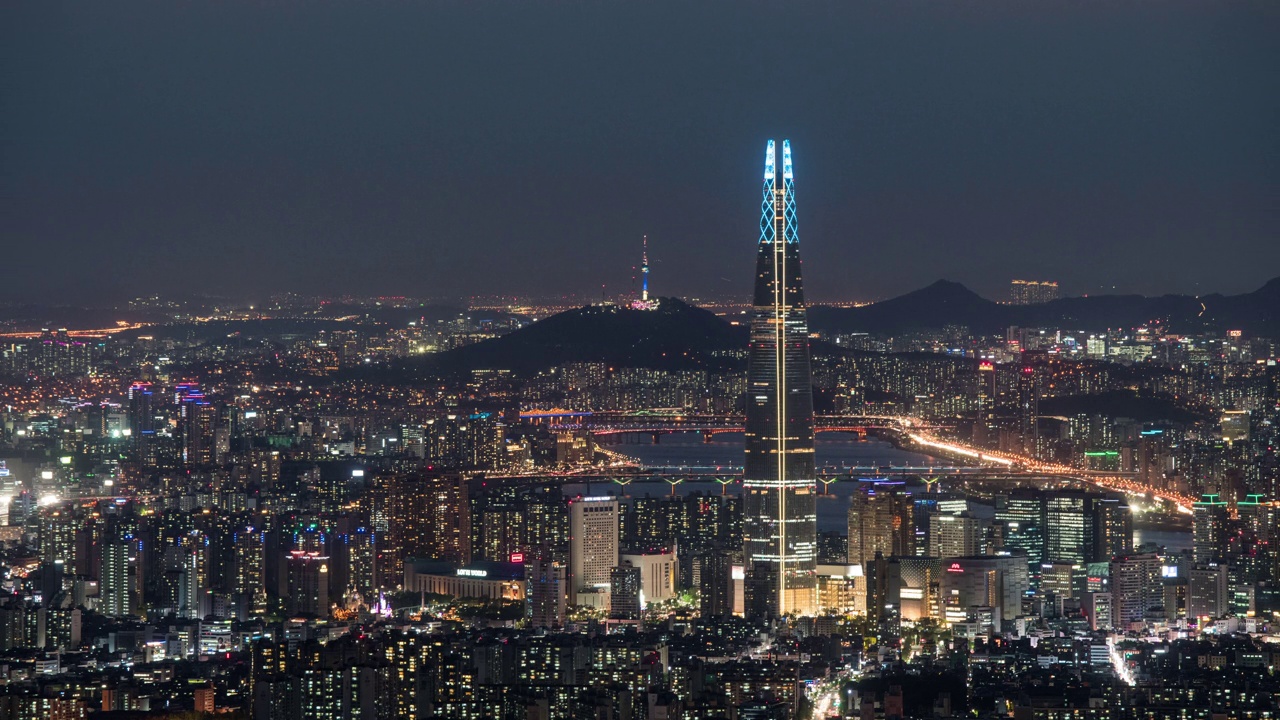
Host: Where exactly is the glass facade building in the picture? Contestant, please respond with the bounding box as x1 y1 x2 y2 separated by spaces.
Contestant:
742 140 818 618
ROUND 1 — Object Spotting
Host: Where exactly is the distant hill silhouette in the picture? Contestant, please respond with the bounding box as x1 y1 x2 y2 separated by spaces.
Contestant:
370 279 1278 380
809 280 994 335
809 277 1280 336
400 298 748 378
1037 390 1202 424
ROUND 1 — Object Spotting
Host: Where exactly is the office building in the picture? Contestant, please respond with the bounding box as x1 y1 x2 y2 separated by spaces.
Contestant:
929 512 987 558
526 557 567 628
569 496 619 607
742 139 818 618
1045 494 1090 565
619 549 677 604
1084 592 1113 631
847 483 912 568
1110 553 1163 628
938 555 1029 628
1188 565 1229 621
610 564 642 620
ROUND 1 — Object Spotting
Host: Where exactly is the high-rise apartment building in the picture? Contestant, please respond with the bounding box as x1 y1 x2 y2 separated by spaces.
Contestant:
127 382 157 465
1016 365 1039 458
742 139 818 618
1193 493 1229 564
699 547 735 619
285 550 330 617
384 473 471 575
1009 279 1061 305
177 385 217 467
100 523 141 618
232 523 266 615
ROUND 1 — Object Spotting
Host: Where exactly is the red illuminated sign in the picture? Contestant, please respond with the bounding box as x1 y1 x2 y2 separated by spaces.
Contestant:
947 563 963 573
510 553 525 564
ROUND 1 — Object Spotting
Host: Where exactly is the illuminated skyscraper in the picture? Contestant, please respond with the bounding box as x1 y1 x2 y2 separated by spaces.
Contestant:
1016 364 1039 458
176 384 217 467
848 483 913 568
100 517 141 619
742 139 818 618
1193 493 1229 564
127 382 157 465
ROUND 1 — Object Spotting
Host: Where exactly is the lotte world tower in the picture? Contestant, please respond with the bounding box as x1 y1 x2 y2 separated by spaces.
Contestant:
742 140 818 618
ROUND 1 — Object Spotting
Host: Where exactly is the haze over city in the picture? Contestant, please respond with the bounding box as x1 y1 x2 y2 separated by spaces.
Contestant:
1 2 1278 719
3 1 1277 303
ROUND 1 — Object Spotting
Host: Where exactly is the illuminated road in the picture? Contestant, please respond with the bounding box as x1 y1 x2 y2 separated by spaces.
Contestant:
810 684 838 719
514 411 1196 513
0 321 151 339
1109 638 1136 685
808 670 853 719
903 426 1196 513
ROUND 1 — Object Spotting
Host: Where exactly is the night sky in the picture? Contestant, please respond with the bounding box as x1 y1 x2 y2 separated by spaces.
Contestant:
3 1 1277 304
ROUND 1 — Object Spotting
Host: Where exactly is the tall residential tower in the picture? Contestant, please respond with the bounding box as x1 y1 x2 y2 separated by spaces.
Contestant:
742 140 818 618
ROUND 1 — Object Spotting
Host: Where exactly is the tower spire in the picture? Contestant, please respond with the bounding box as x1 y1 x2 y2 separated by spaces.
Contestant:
641 235 650 302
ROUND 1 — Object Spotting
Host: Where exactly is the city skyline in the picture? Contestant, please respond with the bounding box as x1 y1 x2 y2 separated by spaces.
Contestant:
0 2 1277 717
3 1 1277 304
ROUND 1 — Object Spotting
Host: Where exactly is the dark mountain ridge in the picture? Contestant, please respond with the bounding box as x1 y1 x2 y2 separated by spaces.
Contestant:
397 298 747 378
809 277 1280 337
354 280 1276 381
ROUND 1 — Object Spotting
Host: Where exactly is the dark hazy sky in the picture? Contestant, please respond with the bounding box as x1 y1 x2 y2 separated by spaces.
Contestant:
3 1 1277 304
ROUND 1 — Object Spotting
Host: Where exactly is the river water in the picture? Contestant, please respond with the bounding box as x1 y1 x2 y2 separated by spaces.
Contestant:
573 431 943 533
577 431 1194 551
616 431 942 473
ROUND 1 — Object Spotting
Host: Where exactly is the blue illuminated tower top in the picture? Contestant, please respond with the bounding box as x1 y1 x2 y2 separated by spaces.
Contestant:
759 140 798 246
